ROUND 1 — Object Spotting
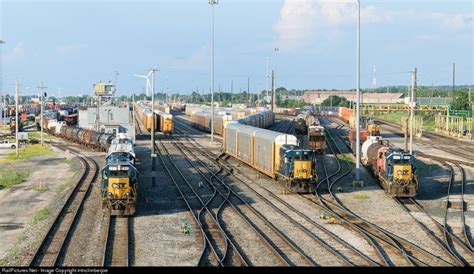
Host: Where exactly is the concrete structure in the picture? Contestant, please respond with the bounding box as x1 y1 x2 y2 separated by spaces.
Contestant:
78 105 135 142
302 91 405 104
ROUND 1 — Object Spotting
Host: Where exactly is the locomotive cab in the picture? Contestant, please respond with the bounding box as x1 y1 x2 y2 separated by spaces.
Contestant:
385 150 418 197
367 119 381 136
102 162 138 216
279 145 318 193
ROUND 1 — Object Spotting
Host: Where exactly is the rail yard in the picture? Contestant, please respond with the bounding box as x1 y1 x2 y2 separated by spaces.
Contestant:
1 0 473 270
0 101 472 268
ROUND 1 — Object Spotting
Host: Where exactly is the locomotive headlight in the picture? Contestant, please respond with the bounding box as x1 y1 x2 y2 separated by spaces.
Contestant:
108 192 113 196
125 192 131 197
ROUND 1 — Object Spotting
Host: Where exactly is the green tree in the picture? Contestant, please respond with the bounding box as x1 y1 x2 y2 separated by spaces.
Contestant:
321 95 352 108
451 91 470 111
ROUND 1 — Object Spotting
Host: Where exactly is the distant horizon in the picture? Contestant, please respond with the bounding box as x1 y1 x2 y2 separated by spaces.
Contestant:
1 0 472 97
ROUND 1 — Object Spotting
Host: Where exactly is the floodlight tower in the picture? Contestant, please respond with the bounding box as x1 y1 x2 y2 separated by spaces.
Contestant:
209 0 218 143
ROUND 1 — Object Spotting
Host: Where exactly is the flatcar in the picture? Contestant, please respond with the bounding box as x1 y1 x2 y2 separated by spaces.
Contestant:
224 122 317 193
308 125 326 154
362 138 418 197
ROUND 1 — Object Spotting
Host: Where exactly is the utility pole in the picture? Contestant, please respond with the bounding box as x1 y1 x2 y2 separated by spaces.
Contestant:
271 70 275 111
15 80 19 157
410 68 417 155
132 93 135 125
354 0 362 183
452 62 455 98
266 57 270 104
151 68 157 187
38 81 47 146
469 86 472 104
231 80 233 106
0 40 5 134
247 77 250 106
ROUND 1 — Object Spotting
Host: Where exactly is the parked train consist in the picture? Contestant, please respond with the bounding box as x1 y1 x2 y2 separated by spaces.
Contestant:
40 117 114 151
191 110 274 136
361 136 418 197
294 114 307 134
224 122 318 193
102 133 138 216
308 125 326 154
367 119 381 136
135 103 174 134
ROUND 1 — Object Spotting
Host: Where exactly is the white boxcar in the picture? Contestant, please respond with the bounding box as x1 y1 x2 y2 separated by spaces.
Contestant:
224 122 244 157
237 125 259 166
254 130 297 178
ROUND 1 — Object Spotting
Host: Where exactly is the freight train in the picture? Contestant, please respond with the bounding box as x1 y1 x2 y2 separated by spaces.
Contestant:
102 133 138 216
367 119 381 136
224 122 318 193
134 103 174 134
191 110 274 136
361 136 418 197
40 117 114 151
308 125 326 154
295 114 307 134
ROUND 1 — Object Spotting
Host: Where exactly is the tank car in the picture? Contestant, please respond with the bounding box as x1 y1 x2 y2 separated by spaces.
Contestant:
363 139 418 197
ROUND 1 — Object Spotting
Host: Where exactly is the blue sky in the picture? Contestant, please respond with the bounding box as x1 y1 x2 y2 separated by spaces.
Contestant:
0 0 472 97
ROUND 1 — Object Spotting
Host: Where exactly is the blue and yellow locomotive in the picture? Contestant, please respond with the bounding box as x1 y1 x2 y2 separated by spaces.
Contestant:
101 134 138 216
279 145 318 193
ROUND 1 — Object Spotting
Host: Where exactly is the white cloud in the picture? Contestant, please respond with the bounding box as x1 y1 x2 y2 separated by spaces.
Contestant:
4 42 26 63
274 0 470 51
274 0 393 51
171 45 210 71
440 14 472 31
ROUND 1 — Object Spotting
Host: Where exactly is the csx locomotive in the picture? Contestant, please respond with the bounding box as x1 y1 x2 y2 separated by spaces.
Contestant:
102 133 138 216
362 138 418 197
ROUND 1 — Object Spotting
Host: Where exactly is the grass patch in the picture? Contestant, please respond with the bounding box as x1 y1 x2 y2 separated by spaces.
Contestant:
0 169 29 189
336 153 353 165
370 110 437 132
31 208 50 225
0 144 55 163
353 194 370 201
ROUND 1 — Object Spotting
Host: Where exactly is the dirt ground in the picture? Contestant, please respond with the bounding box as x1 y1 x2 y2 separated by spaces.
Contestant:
0 145 81 265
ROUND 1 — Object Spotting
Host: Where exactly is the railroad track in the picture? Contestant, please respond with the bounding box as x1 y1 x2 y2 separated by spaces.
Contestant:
396 197 471 266
101 215 130 266
155 135 247 266
311 118 454 266
170 124 317 266
173 121 378 266
28 145 99 267
376 118 474 162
